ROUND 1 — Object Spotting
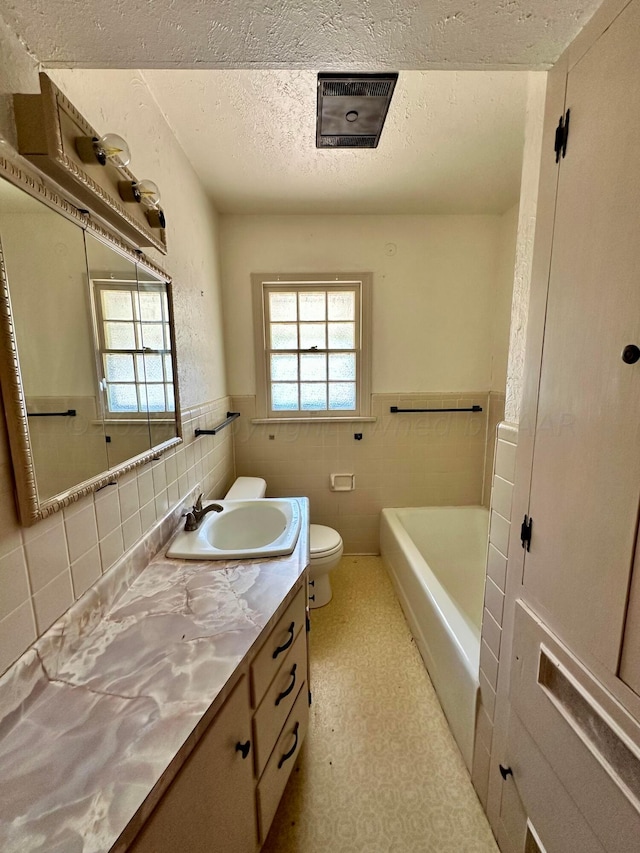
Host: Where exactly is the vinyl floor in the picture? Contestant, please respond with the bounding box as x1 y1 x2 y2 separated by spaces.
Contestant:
261 555 499 853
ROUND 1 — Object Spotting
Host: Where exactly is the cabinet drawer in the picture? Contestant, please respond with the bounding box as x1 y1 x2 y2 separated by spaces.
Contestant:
251 586 306 706
256 680 309 843
253 628 307 777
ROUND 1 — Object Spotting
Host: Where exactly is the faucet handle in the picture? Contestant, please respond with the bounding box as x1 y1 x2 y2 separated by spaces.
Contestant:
184 511 198 532
194 493 204 512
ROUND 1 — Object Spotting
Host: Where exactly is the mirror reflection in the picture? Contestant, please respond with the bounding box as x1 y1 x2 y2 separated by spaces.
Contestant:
0 179 110 501
0 172 179 514
84 233 178 467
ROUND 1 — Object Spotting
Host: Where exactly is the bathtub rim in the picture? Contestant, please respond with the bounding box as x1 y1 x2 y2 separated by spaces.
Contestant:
380 504 489 771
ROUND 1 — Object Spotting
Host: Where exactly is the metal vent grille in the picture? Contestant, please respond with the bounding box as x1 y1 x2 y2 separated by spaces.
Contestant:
316 73 398 149
322 80 394 98
318 135 377 148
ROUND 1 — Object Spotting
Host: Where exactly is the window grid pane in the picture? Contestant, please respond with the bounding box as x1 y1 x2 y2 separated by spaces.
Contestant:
265 284 360 414
300 383 328 410
97 282 173 416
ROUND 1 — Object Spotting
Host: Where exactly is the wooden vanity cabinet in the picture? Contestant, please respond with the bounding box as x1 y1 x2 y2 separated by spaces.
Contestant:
128 581 309 853
128 673 257 853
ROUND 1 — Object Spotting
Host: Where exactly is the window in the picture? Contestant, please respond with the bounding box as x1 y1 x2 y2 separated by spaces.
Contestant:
252 273 372 419
93 279 175 417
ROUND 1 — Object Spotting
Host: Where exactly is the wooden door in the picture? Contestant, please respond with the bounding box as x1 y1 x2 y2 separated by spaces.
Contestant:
521 0 640 671
129 674 257 853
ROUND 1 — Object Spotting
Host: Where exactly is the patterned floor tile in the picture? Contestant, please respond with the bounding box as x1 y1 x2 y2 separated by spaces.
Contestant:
261 556 498 853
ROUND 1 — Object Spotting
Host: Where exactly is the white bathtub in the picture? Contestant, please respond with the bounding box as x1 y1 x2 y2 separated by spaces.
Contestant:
380 505 489 770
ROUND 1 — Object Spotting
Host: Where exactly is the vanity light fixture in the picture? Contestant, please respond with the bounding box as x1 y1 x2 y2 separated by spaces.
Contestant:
117 179 165 229
118 179 161 206
75 133 131 167
13 73 167 252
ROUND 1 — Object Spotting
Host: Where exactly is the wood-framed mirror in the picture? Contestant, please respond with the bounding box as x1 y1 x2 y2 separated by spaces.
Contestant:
0 145 181 526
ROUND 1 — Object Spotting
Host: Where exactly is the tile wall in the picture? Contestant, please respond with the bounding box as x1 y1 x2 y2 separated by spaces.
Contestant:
232 391 492 553
0 396 235 676
482 393 506 506
472 422 518 808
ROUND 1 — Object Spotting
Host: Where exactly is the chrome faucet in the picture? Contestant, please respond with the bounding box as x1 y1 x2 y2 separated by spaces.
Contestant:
183 493 223 531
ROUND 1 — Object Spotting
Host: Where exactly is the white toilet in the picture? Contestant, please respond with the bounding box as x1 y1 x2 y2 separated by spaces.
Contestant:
307 524 343 608
224 477 343 608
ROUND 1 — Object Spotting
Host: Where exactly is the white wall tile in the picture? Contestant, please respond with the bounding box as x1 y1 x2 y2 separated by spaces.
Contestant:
94 487 121 540
497 423 518 444
152 459 167 495
99 528 124 572
164 453 178 486
0 547 30 620
0 601 36 674
70 547 102 597
484 578 505 626
472 739 491 809
476 705 494 754
489 510 511 558
480 639 499 690
487 544 508 591
137 469 155 506
32 571 74 634
482 608 502 659
494 438 517 483
24 524 69 592
64 503 98 564
122 513 142 552
118 479 139 522
479 669 496 720
491 475 514 521
139 500 157 533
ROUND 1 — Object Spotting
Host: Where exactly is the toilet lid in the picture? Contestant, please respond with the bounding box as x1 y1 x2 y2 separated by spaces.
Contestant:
310 524 342 556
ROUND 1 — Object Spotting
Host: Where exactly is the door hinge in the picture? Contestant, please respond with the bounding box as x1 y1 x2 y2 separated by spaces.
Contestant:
521 514 533 551
554 108 570 162
308 690 312 706
306 615 311 633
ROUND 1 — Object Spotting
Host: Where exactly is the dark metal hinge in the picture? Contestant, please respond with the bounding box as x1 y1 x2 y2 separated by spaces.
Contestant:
521 515 533 551
306 615 311 633
308 690 312 706
554 108 570 162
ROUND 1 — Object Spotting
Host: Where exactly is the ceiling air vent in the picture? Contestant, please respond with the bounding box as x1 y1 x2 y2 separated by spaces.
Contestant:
316 73 398 149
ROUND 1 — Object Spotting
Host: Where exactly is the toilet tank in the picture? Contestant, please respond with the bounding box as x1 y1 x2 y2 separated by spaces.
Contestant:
224 477 267 500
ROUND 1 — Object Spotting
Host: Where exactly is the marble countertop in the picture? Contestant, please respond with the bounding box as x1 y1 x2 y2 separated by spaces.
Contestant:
0 500 309 853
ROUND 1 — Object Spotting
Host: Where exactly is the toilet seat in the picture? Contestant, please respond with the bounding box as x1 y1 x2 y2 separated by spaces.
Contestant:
310 524 342 559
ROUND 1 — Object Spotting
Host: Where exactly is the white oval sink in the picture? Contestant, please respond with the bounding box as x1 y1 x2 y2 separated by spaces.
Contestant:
166 499 301 561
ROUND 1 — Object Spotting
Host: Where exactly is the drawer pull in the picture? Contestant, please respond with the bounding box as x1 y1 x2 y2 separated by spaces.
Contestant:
499 764 513 780
235 740 251 759
277 721 300 769
275 664 297 706
272 622 295 659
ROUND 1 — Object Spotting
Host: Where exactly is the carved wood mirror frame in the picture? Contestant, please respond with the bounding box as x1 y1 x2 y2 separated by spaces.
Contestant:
0 143 182 526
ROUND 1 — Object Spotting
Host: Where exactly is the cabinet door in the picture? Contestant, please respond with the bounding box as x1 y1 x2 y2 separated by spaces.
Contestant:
521 0 640 670
129 674 257 853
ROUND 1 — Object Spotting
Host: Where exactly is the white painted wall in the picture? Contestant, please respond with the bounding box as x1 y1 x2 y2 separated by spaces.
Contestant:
491 203 519 392
221 213 514 395
505 72 547 423
51 69 226 412
0 38 232 673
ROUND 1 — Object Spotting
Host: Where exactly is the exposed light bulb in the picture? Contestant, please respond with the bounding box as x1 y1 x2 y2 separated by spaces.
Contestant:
75 133 131 167
118 179 161 207
137 180 161 208
95 134 131 167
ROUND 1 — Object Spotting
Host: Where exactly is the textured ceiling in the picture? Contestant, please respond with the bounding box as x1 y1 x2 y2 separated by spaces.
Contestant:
137 69 528 214
3 0 602 214
0 0 603 70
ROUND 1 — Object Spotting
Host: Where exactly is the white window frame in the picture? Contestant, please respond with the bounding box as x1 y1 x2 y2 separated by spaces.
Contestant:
92 278 175 420
251 272 372 421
